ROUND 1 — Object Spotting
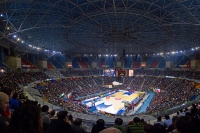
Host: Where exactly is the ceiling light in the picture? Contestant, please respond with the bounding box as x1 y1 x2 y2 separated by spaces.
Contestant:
191 48 194 50
7 27 10 30
13 35 17 38
21 41 24 43
0 14 3 17
17 38 20 41
29 45 32 47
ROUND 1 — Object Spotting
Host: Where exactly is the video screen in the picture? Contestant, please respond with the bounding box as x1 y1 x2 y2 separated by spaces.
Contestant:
129 70 134 76
118 70 126 77
141 63 146 67
103 69 115 77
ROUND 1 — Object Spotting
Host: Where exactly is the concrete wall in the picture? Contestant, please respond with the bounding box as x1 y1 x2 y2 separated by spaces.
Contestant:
191 60 200 69
196 60 200 69
141 62 147 68
65 62 72 69
166 61 174 68
116 62 121 68
6 56 21 70
37 60 47 69
91 62 97 68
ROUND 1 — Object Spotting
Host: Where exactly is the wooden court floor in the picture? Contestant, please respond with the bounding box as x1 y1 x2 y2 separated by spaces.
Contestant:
100 91 139 112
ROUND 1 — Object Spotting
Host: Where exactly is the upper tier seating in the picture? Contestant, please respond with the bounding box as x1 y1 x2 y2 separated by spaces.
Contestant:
132 61 141 68
149 60 160 68
78 60 89 68
21 58 37 69
72 60 81 68
47 61 56 69
175 59 190 68
157 60 166 68
98 59 106 68
48 60 63 69
124 59 132 68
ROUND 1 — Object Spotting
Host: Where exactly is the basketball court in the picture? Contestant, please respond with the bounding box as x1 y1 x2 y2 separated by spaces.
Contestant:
83 90 145 114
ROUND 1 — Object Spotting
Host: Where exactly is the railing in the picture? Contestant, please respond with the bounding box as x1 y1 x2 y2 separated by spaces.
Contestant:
24 82 61 111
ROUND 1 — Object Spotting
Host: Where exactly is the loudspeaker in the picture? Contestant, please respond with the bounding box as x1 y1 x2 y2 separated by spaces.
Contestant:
123 49 125 57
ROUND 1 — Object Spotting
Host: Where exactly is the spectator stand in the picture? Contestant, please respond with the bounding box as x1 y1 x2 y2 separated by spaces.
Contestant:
25 81 62 111
155 94 200 118
18 70 200 132
24 80 154 132
44 71 63 78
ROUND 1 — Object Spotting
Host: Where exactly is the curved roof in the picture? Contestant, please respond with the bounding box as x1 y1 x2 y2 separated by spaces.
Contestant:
0 0 200 54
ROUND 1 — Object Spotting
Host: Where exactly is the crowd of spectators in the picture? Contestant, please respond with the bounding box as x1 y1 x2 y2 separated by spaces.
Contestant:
147 79 200 113
0 72 49 89
1 86 200 133
45 71 63 78
134 69 200 79
35 72 200 116
91 105 200 133
0 70 200 115
60 69 102 77
1 69 200 133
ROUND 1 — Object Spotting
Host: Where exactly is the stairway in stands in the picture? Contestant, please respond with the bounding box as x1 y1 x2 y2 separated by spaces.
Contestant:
136 92 155 114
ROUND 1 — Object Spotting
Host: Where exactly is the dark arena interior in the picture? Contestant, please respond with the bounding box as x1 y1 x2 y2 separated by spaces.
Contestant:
0 0 200 133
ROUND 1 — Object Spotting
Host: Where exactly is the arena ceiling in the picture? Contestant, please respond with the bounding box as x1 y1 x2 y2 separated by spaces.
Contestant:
0 0 200 55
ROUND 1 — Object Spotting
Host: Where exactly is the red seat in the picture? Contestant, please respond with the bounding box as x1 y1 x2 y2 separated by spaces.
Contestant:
21 58 37 69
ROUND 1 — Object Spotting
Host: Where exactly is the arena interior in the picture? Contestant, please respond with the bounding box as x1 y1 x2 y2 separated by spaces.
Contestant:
0 0 200 133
